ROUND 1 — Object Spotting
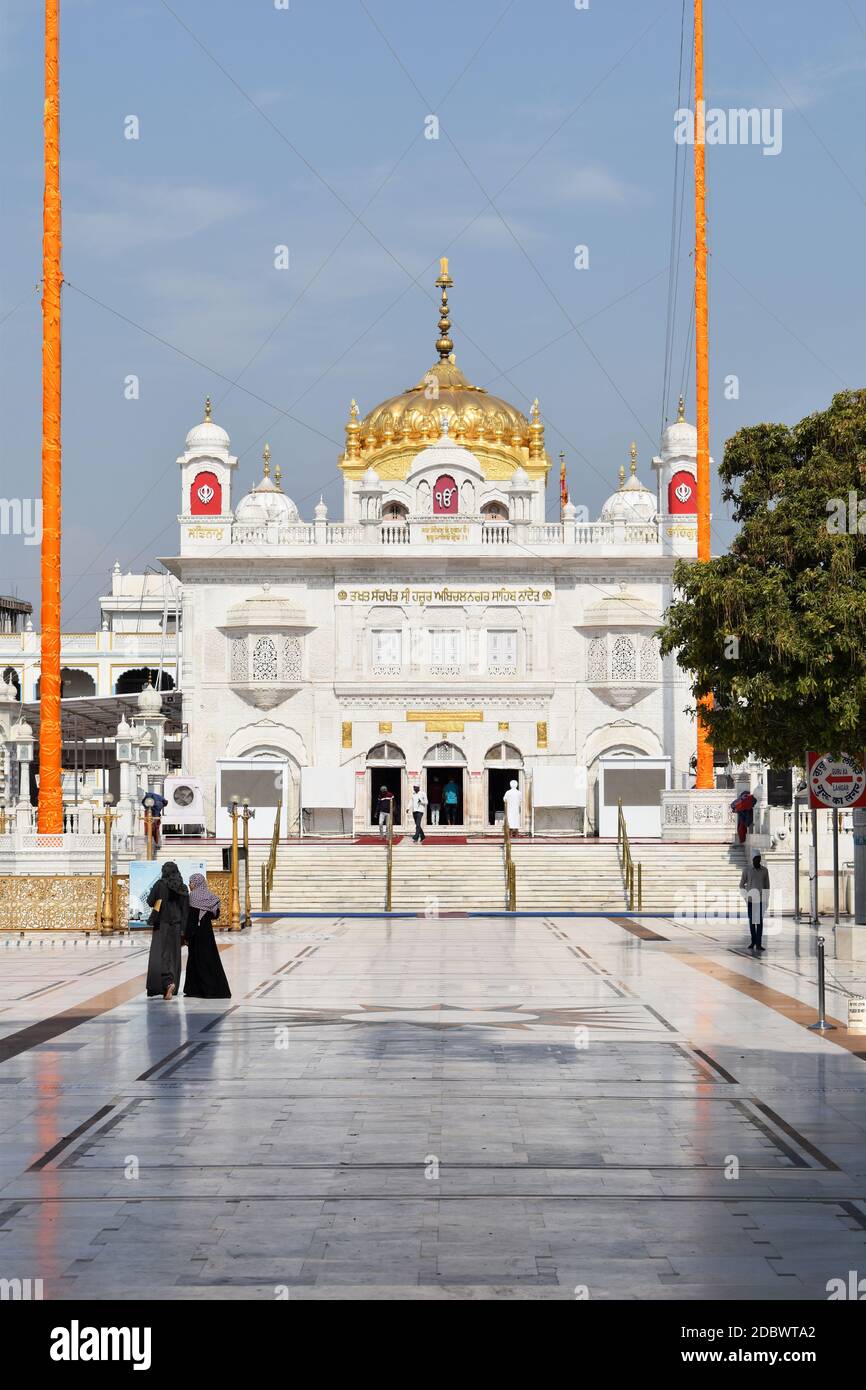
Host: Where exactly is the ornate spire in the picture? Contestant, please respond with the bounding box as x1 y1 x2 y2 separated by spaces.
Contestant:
677 394 686 423
529 398 545 461
434 257 454 361
618 463 626 489
344 399 361 461
262 442 271 479
630 441 637 476
204 396 212 422
274 463 282 490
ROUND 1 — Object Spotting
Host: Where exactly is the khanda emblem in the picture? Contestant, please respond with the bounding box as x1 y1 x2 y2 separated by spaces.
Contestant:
197 482 215 505
674 480 693 504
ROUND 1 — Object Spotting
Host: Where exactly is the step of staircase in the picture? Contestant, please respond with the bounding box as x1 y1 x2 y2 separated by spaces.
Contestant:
157 838 751 913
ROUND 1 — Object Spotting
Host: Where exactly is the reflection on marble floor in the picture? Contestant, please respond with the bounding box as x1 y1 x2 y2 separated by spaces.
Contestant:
1 914 865 1300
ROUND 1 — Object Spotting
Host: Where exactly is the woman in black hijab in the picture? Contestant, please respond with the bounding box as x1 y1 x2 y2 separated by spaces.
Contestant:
183 873 231 998
145 862 188 1000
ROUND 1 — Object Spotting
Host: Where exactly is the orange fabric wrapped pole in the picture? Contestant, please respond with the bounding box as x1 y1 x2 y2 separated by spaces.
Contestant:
39 0 63 832
694 0 714 790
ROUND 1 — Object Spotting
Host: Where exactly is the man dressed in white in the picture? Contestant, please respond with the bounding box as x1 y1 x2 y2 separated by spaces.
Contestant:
503 779 522 835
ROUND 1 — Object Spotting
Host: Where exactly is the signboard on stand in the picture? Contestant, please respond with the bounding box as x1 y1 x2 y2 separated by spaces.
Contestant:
127 860 207 929
807 752 866 810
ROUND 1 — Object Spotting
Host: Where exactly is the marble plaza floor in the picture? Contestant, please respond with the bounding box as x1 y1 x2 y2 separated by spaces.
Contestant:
1 913 865 1300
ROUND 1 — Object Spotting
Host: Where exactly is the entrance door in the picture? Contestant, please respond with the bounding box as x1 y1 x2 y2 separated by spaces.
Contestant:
487 768 519 826
369 766 402 827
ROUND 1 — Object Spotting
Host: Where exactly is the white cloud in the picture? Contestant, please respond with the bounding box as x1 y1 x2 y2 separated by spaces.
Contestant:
67 179 254 257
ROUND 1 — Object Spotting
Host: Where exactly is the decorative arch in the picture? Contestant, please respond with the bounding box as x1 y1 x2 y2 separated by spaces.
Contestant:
484 741 523 764
423 741 466 764
581 721 663 770
223 720 309 766
114 667 175 696
367 741 406 763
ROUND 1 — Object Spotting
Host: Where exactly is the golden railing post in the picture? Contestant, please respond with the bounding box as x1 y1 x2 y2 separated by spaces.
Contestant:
385 807 393 912
229 797 241 931
242 798 252 927
96 798 117 934
143 796 154 861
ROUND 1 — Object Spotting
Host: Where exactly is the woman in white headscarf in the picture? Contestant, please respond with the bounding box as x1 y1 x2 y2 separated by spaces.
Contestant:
503 778 522 834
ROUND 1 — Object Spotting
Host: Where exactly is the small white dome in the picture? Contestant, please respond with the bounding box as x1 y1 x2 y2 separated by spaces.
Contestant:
235 476 300 525
0 677 17 704
12 718 33 738
661 399 698 460
116 715 133 737
136 681 162 714
184 397 230 456
511 465 531 489
601 445 657 524
361 466 381 488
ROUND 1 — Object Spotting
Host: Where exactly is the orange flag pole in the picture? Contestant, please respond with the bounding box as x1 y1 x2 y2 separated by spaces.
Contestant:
39 0 63 832
694 0 714 790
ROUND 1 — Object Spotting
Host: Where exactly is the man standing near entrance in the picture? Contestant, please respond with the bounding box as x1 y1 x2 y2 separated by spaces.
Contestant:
411 783 427 843
503 778 522 836
442 777 459 826
376 784 394 838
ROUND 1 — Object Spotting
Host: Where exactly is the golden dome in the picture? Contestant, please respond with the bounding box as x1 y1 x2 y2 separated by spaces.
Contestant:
340 261 551 484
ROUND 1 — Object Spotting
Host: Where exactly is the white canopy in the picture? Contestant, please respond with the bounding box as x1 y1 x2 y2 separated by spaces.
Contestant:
532 766 587 808
300 767 355 810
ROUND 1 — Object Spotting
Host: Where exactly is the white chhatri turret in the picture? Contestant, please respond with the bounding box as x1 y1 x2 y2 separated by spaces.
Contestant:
178 397 238 548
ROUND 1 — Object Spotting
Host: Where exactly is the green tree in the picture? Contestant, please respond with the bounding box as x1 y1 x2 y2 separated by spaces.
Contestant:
658 388 866 767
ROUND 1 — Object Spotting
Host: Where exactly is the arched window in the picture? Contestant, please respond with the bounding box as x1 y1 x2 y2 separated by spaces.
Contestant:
115 667 175 696
481 500 509 521
252 638 278 682
640 637 659 682
382 501 408 521
366 742 406 763
611 636 636 681
423 741 466 764
484 742 523 764
586 638 606 683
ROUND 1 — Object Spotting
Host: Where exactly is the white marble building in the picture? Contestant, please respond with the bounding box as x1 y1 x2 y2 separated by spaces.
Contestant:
159 284 703 839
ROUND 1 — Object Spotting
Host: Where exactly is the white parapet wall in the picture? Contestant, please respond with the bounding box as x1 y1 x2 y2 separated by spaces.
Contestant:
660 788 737 841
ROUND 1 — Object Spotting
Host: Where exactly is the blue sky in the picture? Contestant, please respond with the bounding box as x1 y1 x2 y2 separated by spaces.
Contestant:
1 0 865 624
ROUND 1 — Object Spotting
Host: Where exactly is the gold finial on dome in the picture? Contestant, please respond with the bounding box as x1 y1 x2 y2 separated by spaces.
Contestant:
344 399 361 461
275 463 282 490
618 463 626 489
529 398 545 461
630 441 637 476
677 394 686 423
262 442 271 479
434 258 454 361
204 396 212 422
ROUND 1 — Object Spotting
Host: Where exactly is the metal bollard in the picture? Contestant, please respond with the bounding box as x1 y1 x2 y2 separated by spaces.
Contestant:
808 936 837 1032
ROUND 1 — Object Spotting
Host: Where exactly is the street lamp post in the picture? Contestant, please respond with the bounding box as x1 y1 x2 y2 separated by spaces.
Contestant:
96 795 117 934
143 794 155 862
229 796 241 931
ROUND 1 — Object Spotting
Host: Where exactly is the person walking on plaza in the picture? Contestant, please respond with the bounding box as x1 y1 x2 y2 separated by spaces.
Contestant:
740 852 770 952
376 784 395 837
411 783 428 843
184 873 231 999
503 778 522 836
442 777 459 826
145 861 189 999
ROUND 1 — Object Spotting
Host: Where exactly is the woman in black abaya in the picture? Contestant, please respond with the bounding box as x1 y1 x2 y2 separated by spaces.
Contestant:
183 873 231 999
145 862 188 1000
